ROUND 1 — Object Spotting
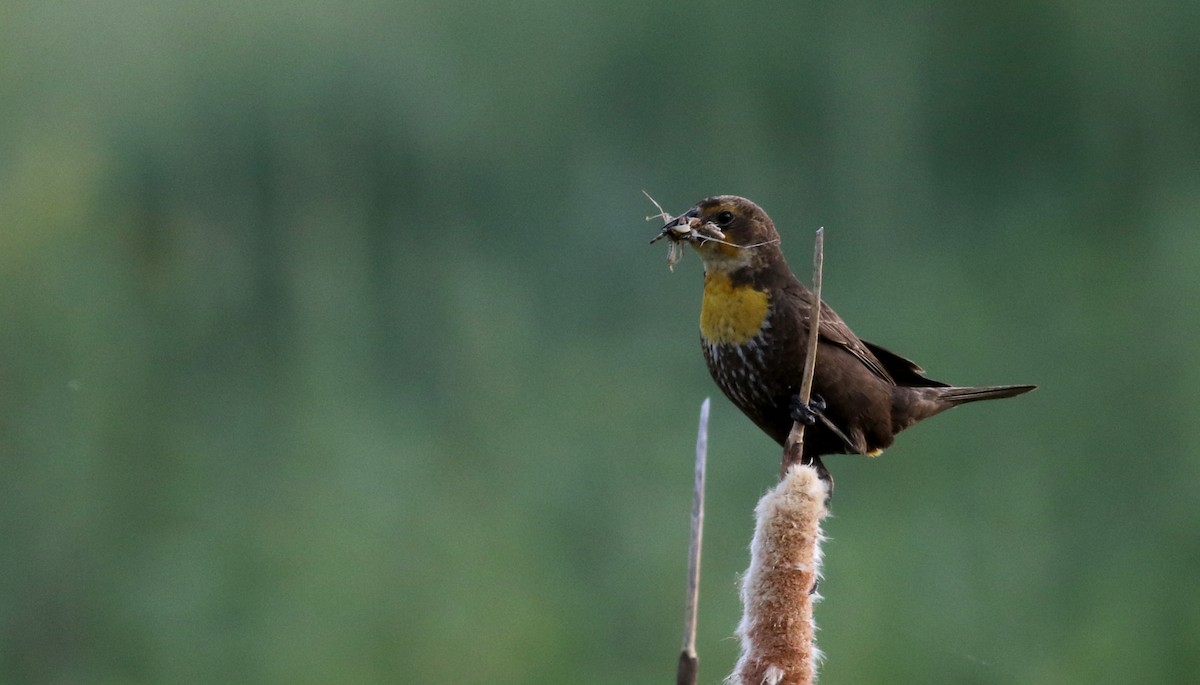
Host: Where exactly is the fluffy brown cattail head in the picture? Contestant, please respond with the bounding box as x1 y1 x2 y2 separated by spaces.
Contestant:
728 464 828 685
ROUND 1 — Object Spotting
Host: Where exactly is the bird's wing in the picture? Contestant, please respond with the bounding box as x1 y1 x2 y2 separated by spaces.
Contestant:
861 340 949 388
816 304 896 384
786 282 896 384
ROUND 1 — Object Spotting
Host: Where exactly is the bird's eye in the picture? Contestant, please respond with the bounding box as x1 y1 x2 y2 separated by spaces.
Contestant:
715 211 734 226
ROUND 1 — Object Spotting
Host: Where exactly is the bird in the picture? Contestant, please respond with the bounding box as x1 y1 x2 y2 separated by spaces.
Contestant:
654 195 1035 489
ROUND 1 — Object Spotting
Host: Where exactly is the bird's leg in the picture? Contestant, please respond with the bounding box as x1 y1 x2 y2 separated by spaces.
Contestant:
790 393 860 455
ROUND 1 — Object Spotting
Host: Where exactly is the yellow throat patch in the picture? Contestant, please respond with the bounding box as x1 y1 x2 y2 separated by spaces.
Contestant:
700 272 770 344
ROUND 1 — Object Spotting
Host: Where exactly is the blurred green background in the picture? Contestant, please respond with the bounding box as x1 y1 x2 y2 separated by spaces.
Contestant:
3 1 1199 683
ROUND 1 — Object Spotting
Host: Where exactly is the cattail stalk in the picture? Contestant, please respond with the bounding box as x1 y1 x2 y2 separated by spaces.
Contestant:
728 463 829 685
732 228 829 684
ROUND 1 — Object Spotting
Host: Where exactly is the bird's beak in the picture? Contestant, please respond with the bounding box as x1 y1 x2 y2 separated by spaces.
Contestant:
650 210 702 244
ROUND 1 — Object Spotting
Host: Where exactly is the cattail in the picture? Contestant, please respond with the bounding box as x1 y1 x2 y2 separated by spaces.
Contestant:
728 464 828 685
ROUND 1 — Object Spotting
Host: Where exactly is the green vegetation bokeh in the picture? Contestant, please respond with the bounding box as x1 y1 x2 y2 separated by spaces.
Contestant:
4 2 1199 683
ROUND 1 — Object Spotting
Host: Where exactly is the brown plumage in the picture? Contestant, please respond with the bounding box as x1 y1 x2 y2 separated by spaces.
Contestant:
657 195 1035 486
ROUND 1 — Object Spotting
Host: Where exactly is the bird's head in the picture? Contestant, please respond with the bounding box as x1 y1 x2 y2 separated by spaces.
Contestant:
653 195 782 274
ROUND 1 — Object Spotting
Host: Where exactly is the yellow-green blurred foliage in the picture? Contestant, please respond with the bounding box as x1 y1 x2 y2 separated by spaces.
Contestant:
3 2 1199 683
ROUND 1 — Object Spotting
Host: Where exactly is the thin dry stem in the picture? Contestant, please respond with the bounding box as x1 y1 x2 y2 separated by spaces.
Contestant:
677 398 710 685
783 228 825 472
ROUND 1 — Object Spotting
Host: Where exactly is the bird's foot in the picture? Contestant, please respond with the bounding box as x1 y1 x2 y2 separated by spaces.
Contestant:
790 394 828 426
790 393 860 456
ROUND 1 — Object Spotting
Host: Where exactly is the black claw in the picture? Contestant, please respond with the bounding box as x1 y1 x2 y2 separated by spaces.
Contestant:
790 393 860 457
790 394 827 426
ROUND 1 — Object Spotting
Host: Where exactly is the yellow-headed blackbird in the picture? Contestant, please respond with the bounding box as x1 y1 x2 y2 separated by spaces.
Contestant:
655 195 1035 486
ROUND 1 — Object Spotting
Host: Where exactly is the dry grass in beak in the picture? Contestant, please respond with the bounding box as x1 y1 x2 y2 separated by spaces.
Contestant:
644 190 693 270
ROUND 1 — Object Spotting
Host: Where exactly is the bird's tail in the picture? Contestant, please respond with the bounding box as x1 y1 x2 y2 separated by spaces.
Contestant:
937 384 1037 405
899 383 1036 431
